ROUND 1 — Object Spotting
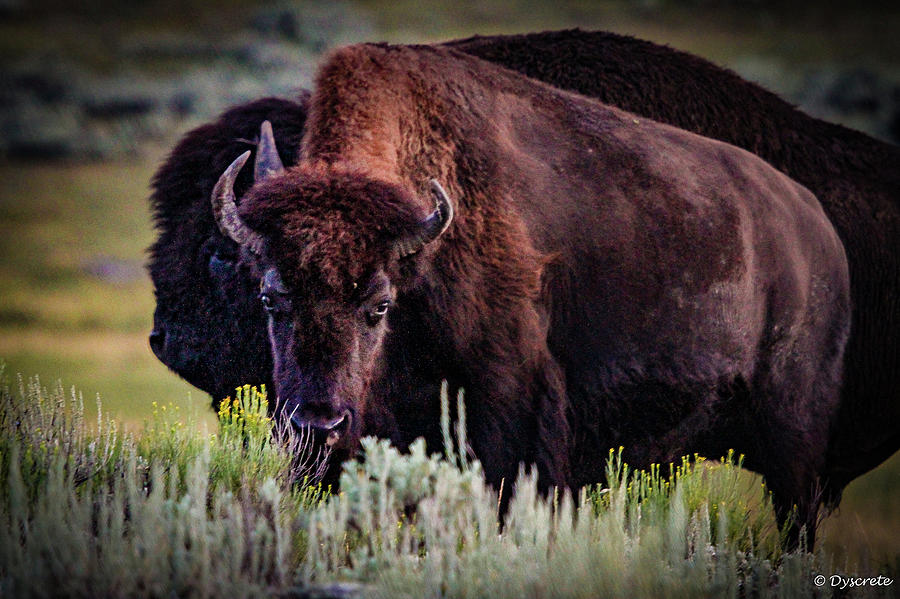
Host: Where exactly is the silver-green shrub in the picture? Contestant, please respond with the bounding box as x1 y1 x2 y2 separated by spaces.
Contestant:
1 371 894 598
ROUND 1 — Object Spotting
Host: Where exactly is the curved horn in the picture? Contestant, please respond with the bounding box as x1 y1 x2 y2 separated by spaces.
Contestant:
211 150 266 255
254 120 285 182
394 179 454 259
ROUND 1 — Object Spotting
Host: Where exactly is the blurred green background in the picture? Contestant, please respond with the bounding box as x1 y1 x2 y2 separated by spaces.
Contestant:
0 0 897 569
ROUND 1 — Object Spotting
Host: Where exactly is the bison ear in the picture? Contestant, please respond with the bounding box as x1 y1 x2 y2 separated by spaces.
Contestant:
394 179 454 259
211 151 266 255
254 120 285 182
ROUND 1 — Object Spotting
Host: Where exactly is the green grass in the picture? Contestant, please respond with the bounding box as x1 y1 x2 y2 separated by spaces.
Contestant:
0 377 327 597
0 157 213 430
1 378 895 598
0 0 263 72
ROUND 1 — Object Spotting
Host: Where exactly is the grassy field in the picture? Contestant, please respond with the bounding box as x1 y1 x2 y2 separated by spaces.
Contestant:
0 156 216 431
1 0 897 585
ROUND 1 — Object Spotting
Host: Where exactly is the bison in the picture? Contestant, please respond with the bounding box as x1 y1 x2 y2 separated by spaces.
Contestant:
148 30 898 534
210 43 849 546
148 96 310 401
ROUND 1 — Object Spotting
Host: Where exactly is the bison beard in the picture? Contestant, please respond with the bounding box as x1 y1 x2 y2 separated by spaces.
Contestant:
210 43 849 548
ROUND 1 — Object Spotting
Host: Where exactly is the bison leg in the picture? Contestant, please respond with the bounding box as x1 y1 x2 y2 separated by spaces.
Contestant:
764 458 825 550
465 362 570 496
460 329 571 502
755 328 847 549
747 369 840 551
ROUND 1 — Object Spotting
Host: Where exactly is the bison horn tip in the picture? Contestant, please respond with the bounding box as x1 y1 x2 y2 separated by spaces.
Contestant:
394 179 454 259
254 120 285 182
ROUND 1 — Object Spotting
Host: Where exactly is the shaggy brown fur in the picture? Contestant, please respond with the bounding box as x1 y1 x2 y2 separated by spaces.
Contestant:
229 43 850 547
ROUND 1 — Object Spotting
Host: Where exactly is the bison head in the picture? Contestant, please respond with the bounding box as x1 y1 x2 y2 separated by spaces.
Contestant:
146 99 307 404
212 143 453 464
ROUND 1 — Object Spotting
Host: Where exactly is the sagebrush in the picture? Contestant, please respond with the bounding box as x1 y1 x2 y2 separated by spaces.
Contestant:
0 372 894 598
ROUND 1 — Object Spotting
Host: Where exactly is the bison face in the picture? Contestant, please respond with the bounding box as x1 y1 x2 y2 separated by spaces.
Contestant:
147 102 307 405
148 229 271 402
258 265 396 452
211 148 453 461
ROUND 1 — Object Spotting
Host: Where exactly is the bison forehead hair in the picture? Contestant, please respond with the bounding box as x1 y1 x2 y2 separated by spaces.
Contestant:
240 164 426 293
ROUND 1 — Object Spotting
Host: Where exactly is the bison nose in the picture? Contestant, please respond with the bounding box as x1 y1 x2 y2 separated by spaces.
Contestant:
149 328 166 359
290 410 352 448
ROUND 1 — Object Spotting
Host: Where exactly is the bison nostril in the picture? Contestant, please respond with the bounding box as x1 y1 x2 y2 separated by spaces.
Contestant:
321 412 347 431
289 409 352 447
149 328 166 357
289 410 308 434
324 411 352 447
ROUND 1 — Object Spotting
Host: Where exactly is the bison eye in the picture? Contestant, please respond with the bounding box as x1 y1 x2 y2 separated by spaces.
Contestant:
208 251 233 277
259 293 275 312
202 238 237 281
258 291 291 316
366 300 391 326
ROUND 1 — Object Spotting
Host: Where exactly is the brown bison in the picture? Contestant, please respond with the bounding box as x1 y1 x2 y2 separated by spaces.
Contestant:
211 43 850 546
148 30 898 529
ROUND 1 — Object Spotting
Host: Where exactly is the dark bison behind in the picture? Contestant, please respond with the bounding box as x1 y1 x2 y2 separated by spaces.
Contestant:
148 96 309 401
212 43 850 546
148 29 899 535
